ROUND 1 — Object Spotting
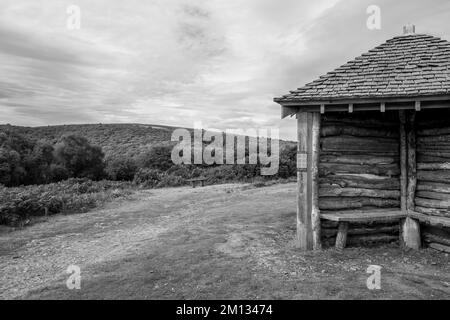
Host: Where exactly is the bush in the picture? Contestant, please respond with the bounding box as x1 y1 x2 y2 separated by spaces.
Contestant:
105 157 137 181
54 135 105 180
48 164 70 182
157 173 186 188
137 144 174 171
0 179 133 226
133 168 163 188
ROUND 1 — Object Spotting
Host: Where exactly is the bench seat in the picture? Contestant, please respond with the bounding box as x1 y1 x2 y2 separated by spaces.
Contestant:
320 210 406 250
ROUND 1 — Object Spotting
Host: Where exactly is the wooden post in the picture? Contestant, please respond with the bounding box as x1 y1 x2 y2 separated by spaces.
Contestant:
403 111 421 249
311 113 322 250
399 111 408 213
296 112 318 250
336 222 349 251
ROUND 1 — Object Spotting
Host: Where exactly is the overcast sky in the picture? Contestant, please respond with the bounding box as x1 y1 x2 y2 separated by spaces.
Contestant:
1 0 450 140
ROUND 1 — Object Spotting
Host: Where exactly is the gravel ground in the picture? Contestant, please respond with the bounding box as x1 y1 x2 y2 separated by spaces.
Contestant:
0 182 449 300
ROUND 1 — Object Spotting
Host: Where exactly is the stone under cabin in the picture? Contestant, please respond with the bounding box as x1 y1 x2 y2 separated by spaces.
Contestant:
274 25 450 253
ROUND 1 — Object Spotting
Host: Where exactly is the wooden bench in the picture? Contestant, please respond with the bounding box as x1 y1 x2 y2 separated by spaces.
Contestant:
321 210 407 250
187 177 206 188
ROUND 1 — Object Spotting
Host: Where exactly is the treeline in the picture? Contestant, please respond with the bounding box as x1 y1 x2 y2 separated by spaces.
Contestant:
0 129 297 188
0 131 104 187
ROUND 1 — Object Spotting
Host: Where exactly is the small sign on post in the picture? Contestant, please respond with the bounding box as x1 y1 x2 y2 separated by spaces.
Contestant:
297 152 307 171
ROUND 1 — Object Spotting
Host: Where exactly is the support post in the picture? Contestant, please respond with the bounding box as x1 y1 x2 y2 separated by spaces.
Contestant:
335 222 349 251
400 111 421 249
399 111 408 213
311 113 322 250
296 112 320 250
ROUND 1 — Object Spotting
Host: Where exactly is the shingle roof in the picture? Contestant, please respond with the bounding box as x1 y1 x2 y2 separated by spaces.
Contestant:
274 34 450 104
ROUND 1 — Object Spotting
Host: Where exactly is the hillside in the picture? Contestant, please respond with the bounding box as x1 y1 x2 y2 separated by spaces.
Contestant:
0 123 177 159
0 123 294 160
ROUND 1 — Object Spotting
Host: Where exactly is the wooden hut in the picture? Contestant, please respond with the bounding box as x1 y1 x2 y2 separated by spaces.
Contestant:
274 25 450 252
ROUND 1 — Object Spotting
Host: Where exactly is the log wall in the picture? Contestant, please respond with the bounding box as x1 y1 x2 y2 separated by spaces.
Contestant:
319 112 401 246
416 110 450 251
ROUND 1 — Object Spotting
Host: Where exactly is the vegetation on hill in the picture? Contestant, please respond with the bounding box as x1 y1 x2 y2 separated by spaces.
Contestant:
0 123 297 225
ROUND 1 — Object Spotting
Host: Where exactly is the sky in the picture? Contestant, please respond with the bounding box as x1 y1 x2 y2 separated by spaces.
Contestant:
1 0 450 140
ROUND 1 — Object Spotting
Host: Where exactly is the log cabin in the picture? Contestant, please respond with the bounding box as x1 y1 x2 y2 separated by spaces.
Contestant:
274 25 450 252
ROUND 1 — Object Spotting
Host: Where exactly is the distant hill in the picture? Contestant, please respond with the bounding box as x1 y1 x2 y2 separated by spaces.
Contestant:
0 123 294 159
0 123 176 159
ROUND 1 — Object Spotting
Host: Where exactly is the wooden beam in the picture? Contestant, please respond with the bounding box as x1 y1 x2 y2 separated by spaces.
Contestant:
320 104 325 114
321 210 405 223
335 222 349 251
296 112 313 250
399 111 408 213
409 210 450 227
276 94 450 106
311 112 321 250
402 111 421 249
407 112 417 211
380 102 386 112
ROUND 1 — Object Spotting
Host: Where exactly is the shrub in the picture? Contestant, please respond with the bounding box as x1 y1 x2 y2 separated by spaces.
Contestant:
105 157 137 181
54 135 105 180
48 164 70 182
137 144 174 171
0 179 133 226
157 173 186 188
133 168 163 188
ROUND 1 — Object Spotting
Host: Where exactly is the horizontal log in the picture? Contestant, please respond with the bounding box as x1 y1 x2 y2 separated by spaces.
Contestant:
347 234 398 246
322 150 400 156
319 187 400 199
320 155 397 165
423 233 450 246
322 225 399 238
418 151 450 159
417 146 450 151
321 125 398 138
319 197 400 210
417 155 450 163
417 119 450 129
414 206 450 218
417 162 450 170
321 234 398 247
418 127 450 137
418 170 450 183
320 163 399 177
319 175 400 190
415 197 450 209
428 242 450 253
417 182 450 194
416 191 450 201
322 135 397 147
322 115 398 127
417 135 450 143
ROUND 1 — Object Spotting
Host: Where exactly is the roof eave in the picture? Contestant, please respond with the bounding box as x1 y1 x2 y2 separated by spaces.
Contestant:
277 94 450 119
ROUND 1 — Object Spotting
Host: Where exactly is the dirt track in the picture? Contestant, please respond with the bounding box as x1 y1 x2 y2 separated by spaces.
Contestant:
0 182 449 299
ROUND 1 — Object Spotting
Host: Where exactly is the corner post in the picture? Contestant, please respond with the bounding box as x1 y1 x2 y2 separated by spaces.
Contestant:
296 112 320 250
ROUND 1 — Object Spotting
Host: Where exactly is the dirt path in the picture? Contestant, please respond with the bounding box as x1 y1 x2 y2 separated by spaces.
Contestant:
0 182 449 299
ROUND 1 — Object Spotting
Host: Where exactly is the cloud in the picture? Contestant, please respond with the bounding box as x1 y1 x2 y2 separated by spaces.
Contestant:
0 0 450 139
